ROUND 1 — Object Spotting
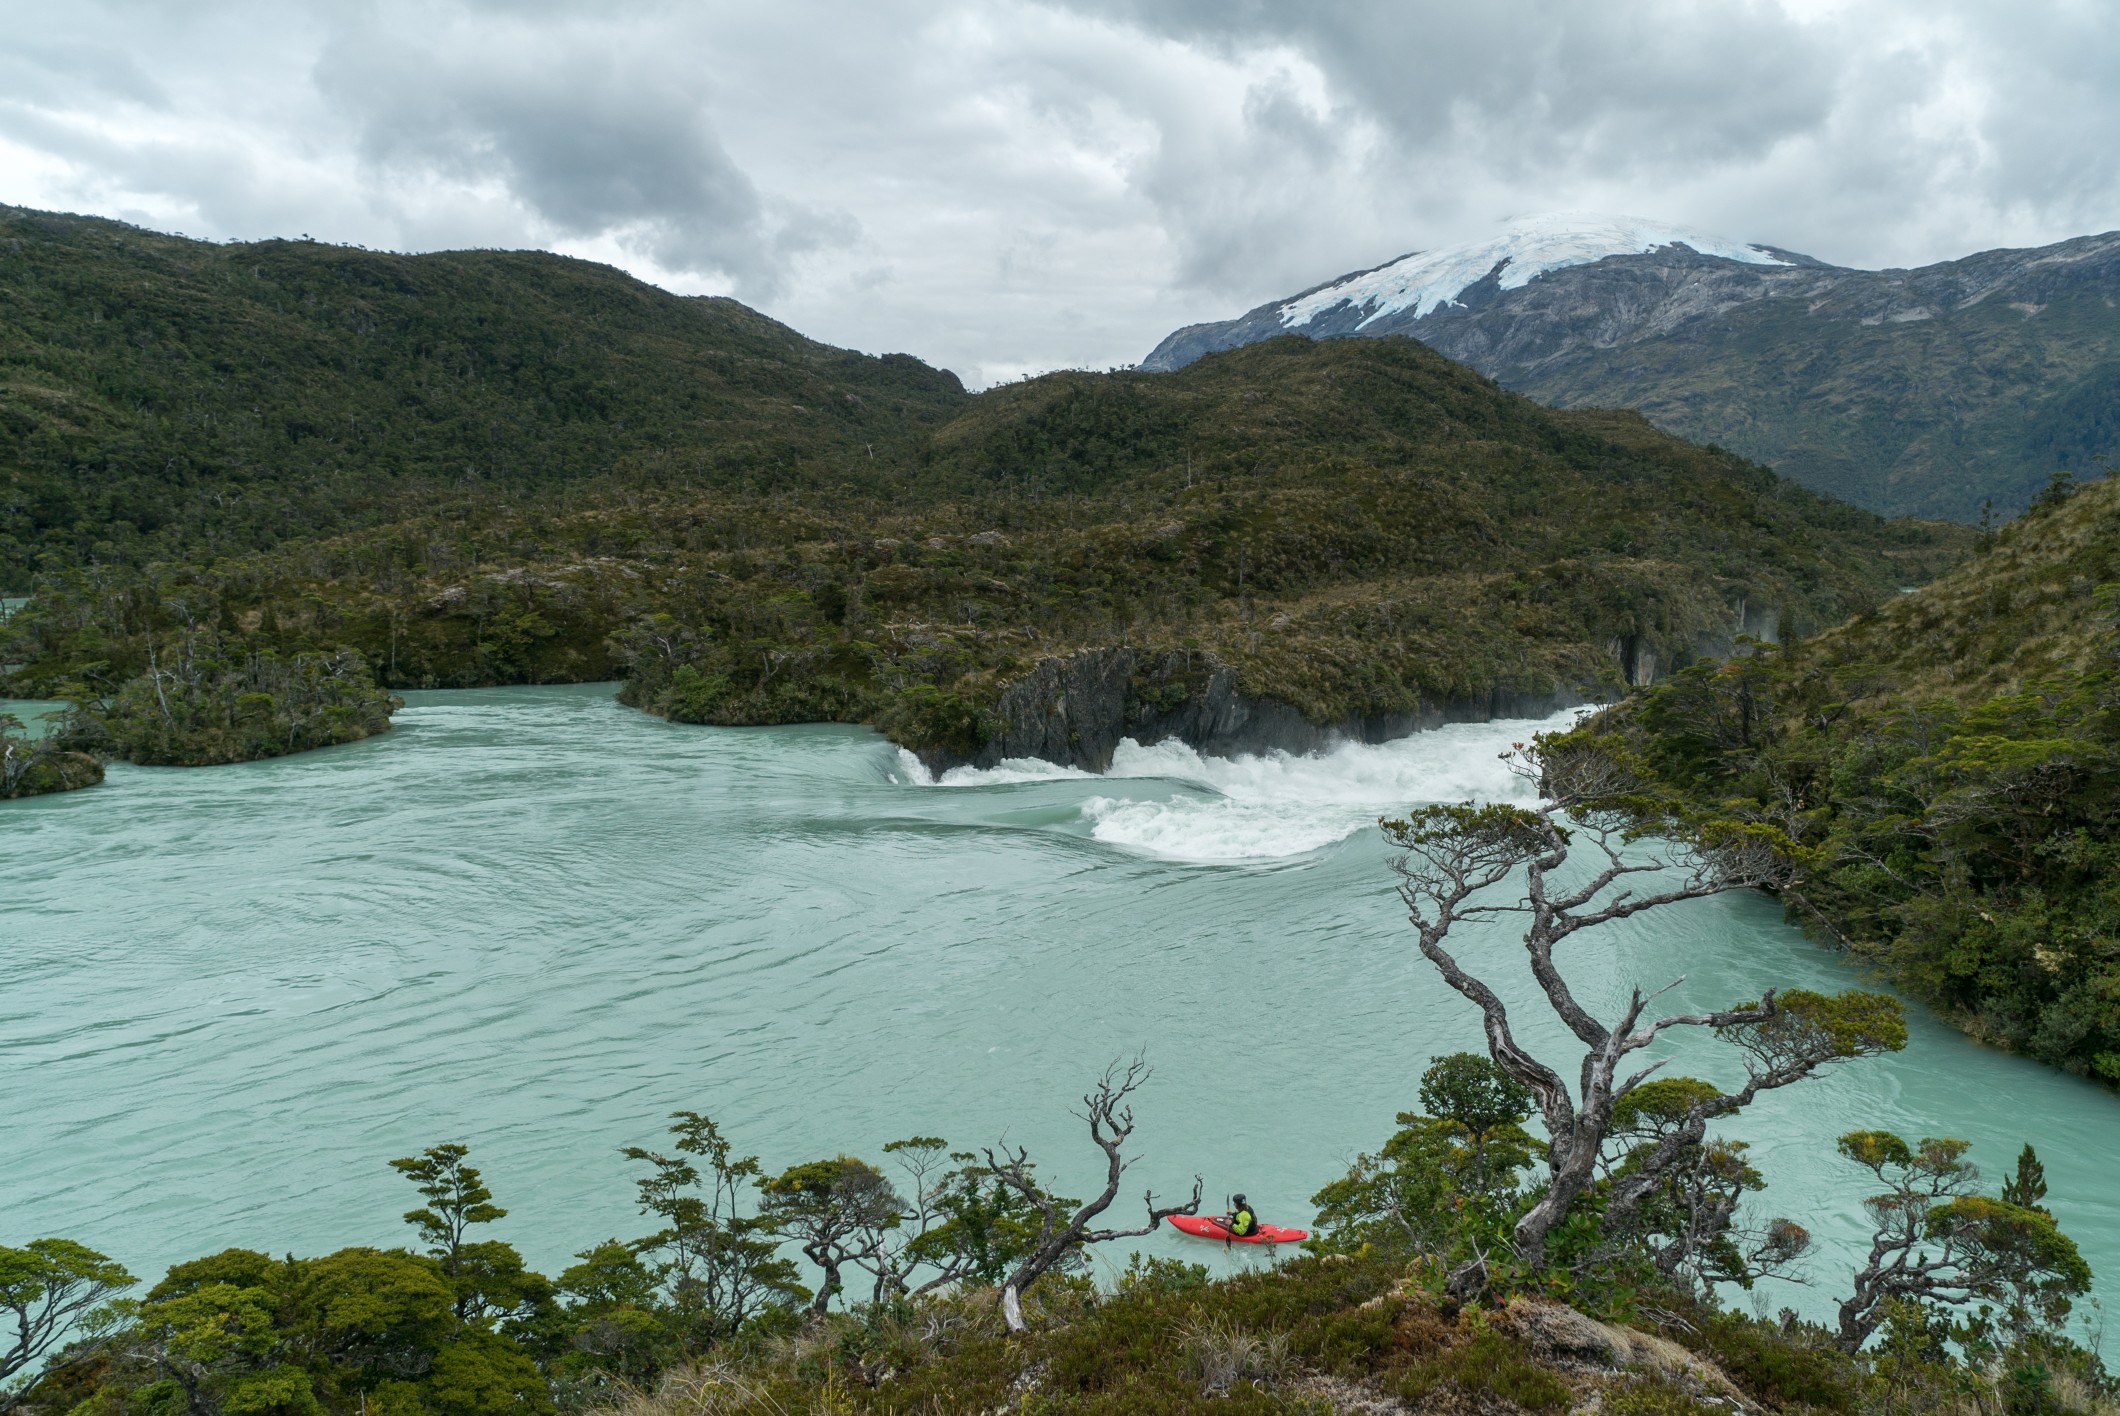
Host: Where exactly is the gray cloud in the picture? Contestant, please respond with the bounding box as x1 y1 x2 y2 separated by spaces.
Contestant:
1124 1 1838 170
0 1 2115 382
0 32 167 111
1057 0 2120 276
312 16 838 298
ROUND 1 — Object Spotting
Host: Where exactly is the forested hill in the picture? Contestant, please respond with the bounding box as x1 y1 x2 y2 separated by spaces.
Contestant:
0 205 966 584
1573 471 2120 1085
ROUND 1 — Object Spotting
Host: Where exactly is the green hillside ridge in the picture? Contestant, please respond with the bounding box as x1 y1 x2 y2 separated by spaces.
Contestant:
1 298 1965 771
0 205 966 586
1566 472 2120 1084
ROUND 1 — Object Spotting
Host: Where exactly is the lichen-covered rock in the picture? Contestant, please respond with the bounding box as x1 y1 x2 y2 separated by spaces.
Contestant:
1497 1299 1749 1405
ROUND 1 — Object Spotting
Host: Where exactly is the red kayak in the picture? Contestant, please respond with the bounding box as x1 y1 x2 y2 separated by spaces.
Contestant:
1168 1214 1308 1244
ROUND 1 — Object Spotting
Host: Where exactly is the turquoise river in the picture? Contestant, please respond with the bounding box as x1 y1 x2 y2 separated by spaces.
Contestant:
4 684 2117 1321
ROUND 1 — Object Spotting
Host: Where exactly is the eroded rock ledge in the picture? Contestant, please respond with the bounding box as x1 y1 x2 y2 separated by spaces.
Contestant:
925 646 1592 774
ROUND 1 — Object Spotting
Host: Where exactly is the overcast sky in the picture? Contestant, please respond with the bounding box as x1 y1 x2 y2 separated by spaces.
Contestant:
4 1 2116 386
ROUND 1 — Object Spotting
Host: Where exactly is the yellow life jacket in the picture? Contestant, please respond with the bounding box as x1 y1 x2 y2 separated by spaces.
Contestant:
1229 1206 1258 1237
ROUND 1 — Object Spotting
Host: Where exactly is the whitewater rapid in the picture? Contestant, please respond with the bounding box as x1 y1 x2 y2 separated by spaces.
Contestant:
895 710 1588 862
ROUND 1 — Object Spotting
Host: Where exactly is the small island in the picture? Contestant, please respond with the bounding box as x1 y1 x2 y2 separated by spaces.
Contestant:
2 623 402 781
50 639 402 767
0 710 103 798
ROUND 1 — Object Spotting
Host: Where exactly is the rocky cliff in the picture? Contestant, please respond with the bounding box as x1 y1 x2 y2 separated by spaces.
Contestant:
925 586 1794 775
924 646 1589 774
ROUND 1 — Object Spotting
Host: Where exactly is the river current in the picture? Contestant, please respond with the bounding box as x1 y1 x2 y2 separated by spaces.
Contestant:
5 683 2116 1320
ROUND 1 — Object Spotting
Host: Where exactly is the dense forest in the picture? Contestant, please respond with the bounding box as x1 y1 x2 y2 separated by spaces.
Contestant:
1569 472 2120 1087
0 206 1967 774
6 741 2107 1413
0 206 965 584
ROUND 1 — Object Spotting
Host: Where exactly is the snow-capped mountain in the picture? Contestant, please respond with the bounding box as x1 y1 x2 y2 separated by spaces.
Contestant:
1275 213 1792 329
1142 214 2120 521
1142 211 1824 375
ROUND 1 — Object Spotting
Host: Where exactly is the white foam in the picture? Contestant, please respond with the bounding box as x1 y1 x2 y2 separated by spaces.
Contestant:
1078 793 1361 861
900 709 1589 863
894 749 1093 787
1277 212 1788 330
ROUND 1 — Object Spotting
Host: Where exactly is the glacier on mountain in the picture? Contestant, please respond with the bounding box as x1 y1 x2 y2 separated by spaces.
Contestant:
1275 212 1789 330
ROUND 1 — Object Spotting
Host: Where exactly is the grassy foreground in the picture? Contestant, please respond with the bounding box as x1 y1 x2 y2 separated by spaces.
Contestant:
15 1229 2107 1416
579 1254 1870 1416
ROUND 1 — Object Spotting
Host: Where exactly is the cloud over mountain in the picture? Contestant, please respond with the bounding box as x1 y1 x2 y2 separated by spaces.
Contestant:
1 1 2115 385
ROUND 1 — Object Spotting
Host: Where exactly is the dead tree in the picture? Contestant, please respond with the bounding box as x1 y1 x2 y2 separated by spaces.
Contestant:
983 1057 1202 1333
1385 739 1907 1282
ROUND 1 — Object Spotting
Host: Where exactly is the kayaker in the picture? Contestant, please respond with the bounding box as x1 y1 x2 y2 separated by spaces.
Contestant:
1225 1194 1259 1238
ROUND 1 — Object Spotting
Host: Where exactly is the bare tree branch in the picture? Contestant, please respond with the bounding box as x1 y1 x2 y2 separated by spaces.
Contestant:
982 1057 1200 1332
1382 736 1905 1279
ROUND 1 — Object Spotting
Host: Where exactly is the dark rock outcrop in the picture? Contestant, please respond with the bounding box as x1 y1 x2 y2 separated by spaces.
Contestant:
922 647 1590 774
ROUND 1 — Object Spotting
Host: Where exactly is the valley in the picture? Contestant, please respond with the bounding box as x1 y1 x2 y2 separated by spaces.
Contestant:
0 207 1964 776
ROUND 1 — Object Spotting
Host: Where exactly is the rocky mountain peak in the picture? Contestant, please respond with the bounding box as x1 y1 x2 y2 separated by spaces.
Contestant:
1274 212 1801 332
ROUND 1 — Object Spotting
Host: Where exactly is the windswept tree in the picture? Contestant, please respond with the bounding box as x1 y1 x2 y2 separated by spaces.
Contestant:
759 1157 902 1318
1382 737 1907 1285
0 1240 135 1412
2000 1144 2050 1214
1417 1051 1536 1194
391 1144 506 1270
1836 1133 2089 1351
979 1058 1202 1333
871 1137 1052 1300
1606 1077 1811 1293
1311 1052 1540 1266
620 1112 805 1348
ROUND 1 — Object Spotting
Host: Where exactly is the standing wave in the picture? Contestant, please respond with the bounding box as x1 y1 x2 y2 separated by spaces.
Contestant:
895 709 1587 862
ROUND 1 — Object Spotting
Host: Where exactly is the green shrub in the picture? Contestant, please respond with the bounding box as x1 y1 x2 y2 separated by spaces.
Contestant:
662 665 734 720
1682 1311 1861 1413
1392 1329 1574 1412
875 684 990 760
1602 1372 1728 1416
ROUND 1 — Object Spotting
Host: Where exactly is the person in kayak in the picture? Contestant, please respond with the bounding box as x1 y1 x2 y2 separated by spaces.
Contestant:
1224 1194 1259 1238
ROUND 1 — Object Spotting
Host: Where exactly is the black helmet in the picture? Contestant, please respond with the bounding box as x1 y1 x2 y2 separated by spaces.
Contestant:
1232 1193 1247 1204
